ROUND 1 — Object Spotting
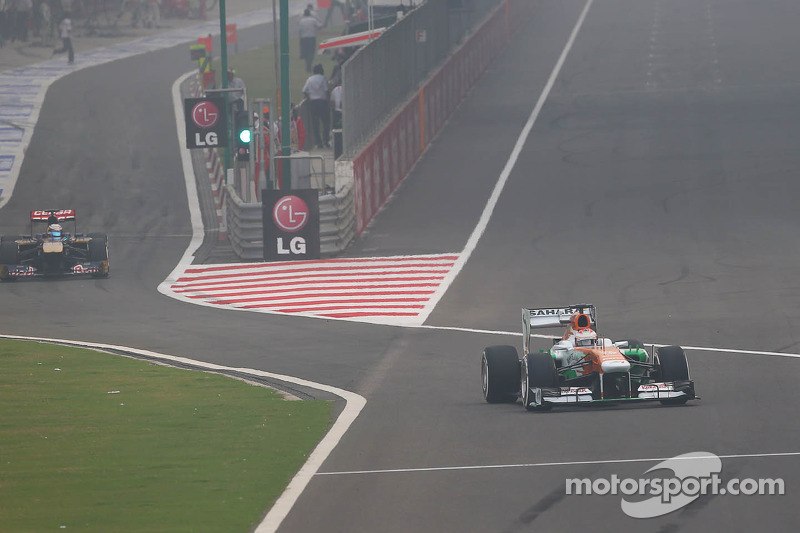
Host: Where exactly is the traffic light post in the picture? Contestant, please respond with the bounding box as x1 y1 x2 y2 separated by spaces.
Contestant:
204 88 250 188
234 110 251 162
232 106 253 201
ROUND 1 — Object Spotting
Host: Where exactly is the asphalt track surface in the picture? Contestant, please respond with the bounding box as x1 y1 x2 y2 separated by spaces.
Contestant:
3 0 800 531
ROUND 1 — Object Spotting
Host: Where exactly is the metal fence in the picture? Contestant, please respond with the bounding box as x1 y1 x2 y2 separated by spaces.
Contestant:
342 0 504 156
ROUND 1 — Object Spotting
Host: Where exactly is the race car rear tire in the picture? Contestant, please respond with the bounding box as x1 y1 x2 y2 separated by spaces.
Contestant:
0 240 19 280
481 346 520 404
657 345 690 405
88 234 109 278
521 352 559 412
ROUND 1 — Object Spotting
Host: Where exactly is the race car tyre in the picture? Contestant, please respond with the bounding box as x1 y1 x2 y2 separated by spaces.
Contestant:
481 345 520 404
88 234 109 278
521 352 559 412
0 240 19 281
656 345 690 405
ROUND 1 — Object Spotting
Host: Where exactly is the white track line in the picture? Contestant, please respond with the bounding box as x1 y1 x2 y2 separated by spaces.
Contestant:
0 333 365 533
416 0 596 324
413 324 800 359
168 70 206 271
317 451 800 477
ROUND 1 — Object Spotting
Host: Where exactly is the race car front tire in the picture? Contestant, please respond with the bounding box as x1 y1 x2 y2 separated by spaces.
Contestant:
0 240 19 280
88 234 109 278
521 352 559 412
656 345 690 405
481 346 520 404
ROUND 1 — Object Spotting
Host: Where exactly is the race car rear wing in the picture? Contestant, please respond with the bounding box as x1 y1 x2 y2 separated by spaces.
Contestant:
30 210 77 236
31 210 76 222
521 304 597 355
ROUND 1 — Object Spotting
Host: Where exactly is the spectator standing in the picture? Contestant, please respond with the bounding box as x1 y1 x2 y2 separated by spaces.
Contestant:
256 107 271 185
227 68 246 113
302 64 330 148
328 53 345 88
0 0 8 47
15 0 33 42
143 0 160 29
298 7 321 73
330 81 342 129
323 0 346 27
51 11 73 64
291 104 306 151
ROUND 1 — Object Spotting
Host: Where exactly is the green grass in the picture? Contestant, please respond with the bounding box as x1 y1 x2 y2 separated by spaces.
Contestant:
0 339 332 532
216 25 346 111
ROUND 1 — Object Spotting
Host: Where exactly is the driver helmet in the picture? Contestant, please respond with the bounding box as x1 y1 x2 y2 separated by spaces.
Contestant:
47 223 63 238
573 327 597 347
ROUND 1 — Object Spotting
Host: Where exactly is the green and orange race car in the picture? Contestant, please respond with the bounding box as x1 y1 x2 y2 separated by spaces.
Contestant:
0 210 109 280
481 304 697 411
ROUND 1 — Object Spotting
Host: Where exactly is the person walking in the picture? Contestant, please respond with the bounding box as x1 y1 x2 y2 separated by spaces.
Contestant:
302 64 330 148
52 11 73 64
14 0 33 42
298 7 321 73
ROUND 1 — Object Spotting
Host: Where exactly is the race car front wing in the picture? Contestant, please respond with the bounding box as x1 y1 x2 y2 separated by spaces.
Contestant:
524 379 696 408
3 262 105 278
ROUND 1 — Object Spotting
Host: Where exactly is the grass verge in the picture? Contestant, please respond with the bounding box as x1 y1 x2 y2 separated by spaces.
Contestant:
0 339 332 532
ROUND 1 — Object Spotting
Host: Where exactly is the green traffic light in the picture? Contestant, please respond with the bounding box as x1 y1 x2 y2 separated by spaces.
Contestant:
239 128 251 143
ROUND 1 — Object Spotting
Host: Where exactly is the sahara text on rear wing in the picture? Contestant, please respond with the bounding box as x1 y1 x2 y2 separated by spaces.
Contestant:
521 304 597 355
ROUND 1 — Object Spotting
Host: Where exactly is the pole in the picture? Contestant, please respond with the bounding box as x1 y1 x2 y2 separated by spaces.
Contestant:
248 101 255 201
220 0 231 171
272 0 281 188
272 0 280 99
268 99 276 190
280 0 292 189
368 0 373 40
254 98 270 193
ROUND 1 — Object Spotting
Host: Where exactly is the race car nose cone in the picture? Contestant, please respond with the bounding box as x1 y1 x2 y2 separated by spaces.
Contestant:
601 359 631 373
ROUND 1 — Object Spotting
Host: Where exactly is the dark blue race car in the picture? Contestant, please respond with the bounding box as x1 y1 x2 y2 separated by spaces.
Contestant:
0 209 109 280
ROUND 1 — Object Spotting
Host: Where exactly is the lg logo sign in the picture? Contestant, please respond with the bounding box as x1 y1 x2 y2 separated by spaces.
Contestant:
263 190 320 261
184 97 228 149
191 100 221 147
273 196 308 255
191 100 220 128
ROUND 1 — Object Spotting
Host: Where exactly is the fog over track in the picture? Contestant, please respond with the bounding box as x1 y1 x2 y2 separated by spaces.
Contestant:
3 0 800 531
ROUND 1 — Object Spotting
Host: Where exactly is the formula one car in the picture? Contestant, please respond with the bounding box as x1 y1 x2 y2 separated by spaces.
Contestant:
481 304 697 410
0 210 109 280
